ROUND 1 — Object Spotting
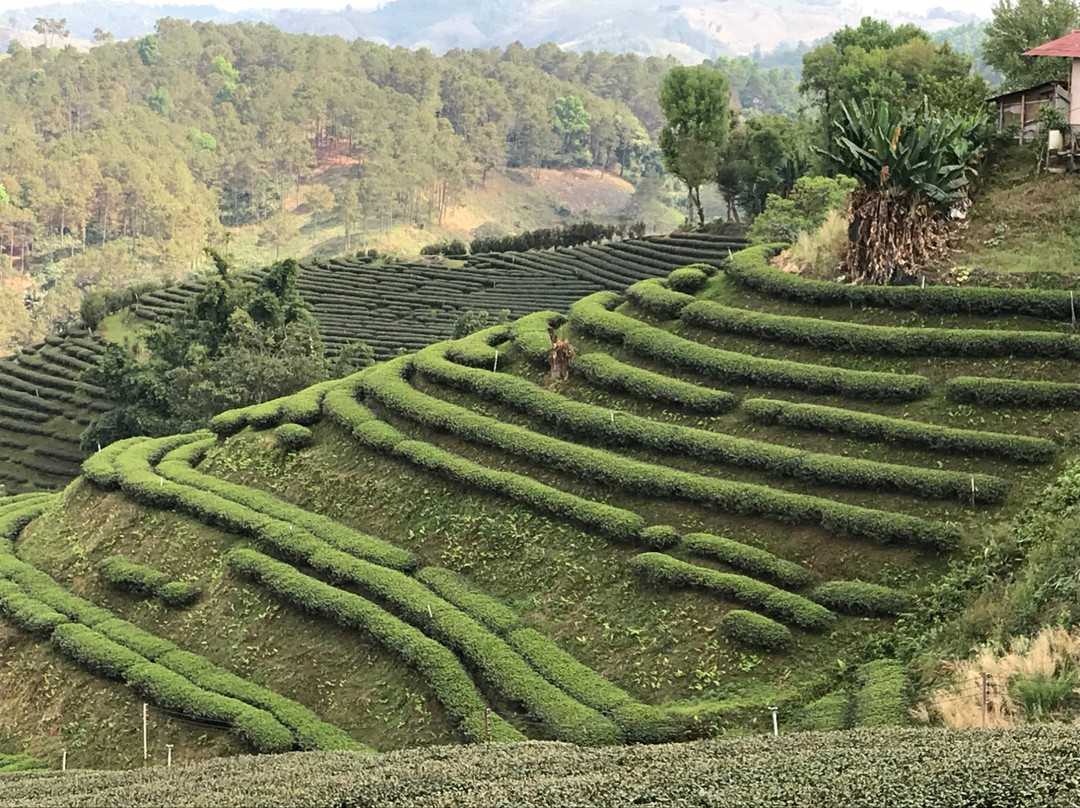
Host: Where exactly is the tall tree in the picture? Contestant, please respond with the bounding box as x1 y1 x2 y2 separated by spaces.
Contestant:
984 0 1080 89
658 65 731 227
305 184 335 247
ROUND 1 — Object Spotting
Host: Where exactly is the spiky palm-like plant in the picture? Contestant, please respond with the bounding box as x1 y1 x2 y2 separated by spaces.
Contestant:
827 100 986 285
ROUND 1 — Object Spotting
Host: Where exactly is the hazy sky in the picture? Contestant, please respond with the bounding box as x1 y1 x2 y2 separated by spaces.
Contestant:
0 0 993 19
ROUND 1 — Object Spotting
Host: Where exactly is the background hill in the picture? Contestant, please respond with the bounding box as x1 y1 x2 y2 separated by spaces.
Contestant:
3 0 982 60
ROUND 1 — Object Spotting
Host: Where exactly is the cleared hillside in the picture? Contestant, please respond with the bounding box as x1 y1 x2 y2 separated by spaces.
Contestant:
1 727 1075 808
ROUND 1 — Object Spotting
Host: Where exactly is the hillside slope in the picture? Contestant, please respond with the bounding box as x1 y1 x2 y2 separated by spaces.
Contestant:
3 246 1079 770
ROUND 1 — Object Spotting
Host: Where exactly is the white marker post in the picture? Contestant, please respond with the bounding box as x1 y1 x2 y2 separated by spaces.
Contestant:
769 706 778 737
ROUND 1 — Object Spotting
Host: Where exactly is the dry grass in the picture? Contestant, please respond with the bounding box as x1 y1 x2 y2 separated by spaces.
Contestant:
771 210 847 280
924 626 1080 728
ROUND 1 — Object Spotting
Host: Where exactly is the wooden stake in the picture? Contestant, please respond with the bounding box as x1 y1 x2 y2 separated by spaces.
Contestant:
493 350 499 373
982 672 991 727
484 708 490 743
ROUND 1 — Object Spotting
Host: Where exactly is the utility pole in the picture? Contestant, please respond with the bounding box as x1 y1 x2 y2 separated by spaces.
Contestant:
982 673 992 728
166 744 174 768
769 706 778 737
143 703 148 762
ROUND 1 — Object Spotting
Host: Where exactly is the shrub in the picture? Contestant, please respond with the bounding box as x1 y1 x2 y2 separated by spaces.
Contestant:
416 567 521 634
370 356 961 548
470 221 640 254
420 238 468 256
209 381 334 438
854 659 908 727
571 353 738 414
719 609 793 650
274 423 313 451
509 311 564 367
0 580 69 635
99 555 170 594
640 525 681 550
683 299 1080 360
796 690 851 731
682 533 812 588
625 278 695 319
946 377 1080 409
569 292 931 402
631 552 835 630
666 266 710 294
51 622 144 679
811 580 910 617
727 243 1080 318
158 580 202 608
747 175 857 245
742 398 1057 464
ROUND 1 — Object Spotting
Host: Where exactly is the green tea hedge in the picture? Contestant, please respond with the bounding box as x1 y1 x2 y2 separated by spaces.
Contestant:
719 609 793 650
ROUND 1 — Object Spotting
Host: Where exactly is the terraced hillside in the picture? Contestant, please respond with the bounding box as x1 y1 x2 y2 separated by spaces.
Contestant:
0 234 743 496
3 245 1078 769
131 233 744 358
0 331 111 493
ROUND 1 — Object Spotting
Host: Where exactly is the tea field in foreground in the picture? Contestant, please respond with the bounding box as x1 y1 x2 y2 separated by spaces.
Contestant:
3 245 1080 769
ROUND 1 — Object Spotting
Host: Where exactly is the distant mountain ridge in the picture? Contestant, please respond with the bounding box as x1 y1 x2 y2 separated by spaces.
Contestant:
3 0 982 61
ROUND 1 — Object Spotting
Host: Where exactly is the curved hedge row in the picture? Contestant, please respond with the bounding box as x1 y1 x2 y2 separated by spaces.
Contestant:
811 581 911 617
569 292 931 402
726 243 1079 319
630 552 835 630
625 278 696 319
570 353 738 414
0 495 55 541
682 299 1080 359
98 555 200 608
227 548 522 744
509 311 565 367
209 381 335 438
416 566 675 742
323 378 647 543
119 435 419 573
681 533 812 588
742 398 1057 464
945 376 1080 409
718 609 793 650
0 546 356 752
146 439 619 746
415 344 1005 504
364 359 960 549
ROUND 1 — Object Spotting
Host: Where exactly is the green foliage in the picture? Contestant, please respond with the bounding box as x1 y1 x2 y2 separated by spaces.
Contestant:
570 352 738 414
984 0 1080 89
665 266 710 294
1012 670 1078 718
853 659 908 727
625 277 695 319
331 342 376 377
469 222 637 254
554 95 591 165
631 552 835 630
570 291 933 403
796 691 851 731
509 311 562 367
946 376 1080 408
452 309 493 340
719 610 793 651
658 66 731 225
324 380 646 542
136 34 159 66
420 238 469 256
742 398 1057 464
811 581 911 617
274 423 313 451
147 86 171 117
682 533 812 588
684 296 1080 360
747 175 857 244
0 752 45 773
98 555 200 608
726 243 1080 318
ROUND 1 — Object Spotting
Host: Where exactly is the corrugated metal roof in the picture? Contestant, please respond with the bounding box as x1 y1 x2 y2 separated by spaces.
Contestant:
986 80 1067 102
1024 30 1080 57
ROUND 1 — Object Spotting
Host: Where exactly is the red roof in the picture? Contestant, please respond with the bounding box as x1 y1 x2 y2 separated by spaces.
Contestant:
1024 30 1080 57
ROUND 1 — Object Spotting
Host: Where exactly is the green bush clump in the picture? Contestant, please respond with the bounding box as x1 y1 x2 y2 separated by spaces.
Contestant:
368 357 960 548
571 353 738 414
98 555 201 608
682 533 812 588
0 752 45 773
640 525 681 550
683 299 1080 359
51 622 144 678
796 690 851 731
323 379 647 543
274 423 313 451
631 552 835 630
854 659 908 727
666 266 710 294
0 579 69 635
81 437 151 490
569 292 931 402
742 398 1057 464
446 326 509 369
719 609 793 650
727 243 1080 318
946 376 1080 408
625 278 696 319
227 548 522 744
209 381 335 437
811 580 910 617
509 311 565 367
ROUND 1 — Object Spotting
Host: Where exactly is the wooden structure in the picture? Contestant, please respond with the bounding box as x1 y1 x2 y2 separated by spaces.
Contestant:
987 81 1069 140
1024 30 1080 127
